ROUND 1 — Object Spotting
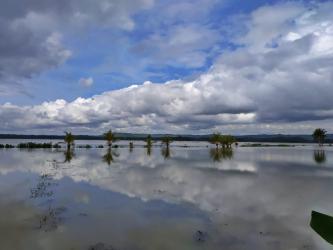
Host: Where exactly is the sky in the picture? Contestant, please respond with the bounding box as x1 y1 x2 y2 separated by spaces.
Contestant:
0 0 332 135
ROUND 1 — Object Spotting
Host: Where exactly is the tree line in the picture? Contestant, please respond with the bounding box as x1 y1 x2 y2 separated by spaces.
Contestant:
0 128 328 150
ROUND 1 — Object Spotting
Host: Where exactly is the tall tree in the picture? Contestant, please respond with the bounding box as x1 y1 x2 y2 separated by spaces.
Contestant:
64 131 75 151
145 134 153 156
145 134 153 148
104 130 117 148
129 142 134 152
161 136 173 149
312 128 327 146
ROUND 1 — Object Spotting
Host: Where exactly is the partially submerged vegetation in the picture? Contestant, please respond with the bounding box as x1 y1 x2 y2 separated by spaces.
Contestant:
104 130 117 148
209 133 236 149
17 142 61 149
0 143 60 149
64 132 75 150
0 128 332 151
0 130 330 166
241 143 295 147
77 144 92 149
312 128 327 146
161 136 173 149
0 144 15 148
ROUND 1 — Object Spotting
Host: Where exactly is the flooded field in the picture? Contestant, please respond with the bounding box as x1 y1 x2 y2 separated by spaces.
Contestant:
0 142 332 249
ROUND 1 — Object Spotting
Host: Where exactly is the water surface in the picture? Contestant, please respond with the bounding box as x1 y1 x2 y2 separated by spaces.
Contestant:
0 143 332 249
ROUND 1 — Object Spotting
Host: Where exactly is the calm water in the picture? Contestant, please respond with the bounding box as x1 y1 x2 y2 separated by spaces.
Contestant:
0 142 332 249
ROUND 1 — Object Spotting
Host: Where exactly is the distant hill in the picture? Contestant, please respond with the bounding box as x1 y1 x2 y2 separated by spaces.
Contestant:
1 133 333 143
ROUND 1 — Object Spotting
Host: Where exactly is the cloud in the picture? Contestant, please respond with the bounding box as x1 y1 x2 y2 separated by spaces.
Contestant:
0 0 155 95
127 0 225 73
0 1 333 134
79 77 94 87
132 24 220 68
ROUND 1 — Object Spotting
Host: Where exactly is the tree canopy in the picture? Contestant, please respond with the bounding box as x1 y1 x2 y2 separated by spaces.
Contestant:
161 136 173 148
104 130 117 147
312 128 327 146
209 133 236 148
64 131 75 150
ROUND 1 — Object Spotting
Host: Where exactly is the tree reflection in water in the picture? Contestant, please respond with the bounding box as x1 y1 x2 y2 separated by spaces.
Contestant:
129 142 134 152
313 150 326 164
64 149 75 163
103 148 119 166
210 148 233 162
146 146 152 156
161 147 171 159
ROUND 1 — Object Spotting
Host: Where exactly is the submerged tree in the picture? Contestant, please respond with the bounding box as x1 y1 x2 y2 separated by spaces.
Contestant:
161 136 173 149
209 133 222 149
312 128 327 146
220 135 236 148
145 134 153 148
210 133 236 149
104 130 117 148
129 142 134 152
64 132 75 151
145 134 153 156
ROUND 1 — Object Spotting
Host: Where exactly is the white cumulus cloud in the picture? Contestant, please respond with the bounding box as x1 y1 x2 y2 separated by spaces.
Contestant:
0 1 333 134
